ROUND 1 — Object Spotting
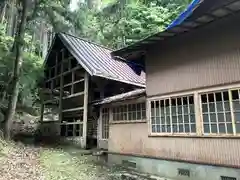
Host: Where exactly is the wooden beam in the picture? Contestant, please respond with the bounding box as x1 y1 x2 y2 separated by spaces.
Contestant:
59 50 64 123
45 66 82 82
71 71 74 94
82 72 89 148
62 107 84 113
62 91 84 100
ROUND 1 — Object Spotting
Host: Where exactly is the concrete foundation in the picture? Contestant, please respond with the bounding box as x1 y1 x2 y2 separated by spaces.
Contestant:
108 153 240 180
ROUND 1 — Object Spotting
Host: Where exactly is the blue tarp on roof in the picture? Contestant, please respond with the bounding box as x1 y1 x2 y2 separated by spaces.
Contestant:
167 0 202 29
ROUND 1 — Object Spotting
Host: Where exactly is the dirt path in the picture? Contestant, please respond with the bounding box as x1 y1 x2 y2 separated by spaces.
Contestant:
0 142 44 180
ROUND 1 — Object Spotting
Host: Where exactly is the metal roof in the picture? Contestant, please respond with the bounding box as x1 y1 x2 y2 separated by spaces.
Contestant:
56 33 145 87
112 0 240 58
92 89 146 105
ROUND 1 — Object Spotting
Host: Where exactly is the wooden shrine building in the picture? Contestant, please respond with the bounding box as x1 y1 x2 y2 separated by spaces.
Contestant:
41 33 145 148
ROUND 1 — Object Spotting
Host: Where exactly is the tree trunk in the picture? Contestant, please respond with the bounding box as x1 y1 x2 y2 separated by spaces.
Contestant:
4 0 28 140
0 1 7 24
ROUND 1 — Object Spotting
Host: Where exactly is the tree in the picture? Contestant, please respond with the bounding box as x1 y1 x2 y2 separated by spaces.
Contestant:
2 0 73 139
4 0 28 139
72 0 190 49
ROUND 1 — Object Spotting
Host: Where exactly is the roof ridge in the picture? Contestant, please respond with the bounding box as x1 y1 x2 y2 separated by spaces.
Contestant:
59 32 113 51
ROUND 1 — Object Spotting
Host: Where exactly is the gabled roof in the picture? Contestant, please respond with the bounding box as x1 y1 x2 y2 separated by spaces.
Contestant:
46 33 145 87
112 0 240 58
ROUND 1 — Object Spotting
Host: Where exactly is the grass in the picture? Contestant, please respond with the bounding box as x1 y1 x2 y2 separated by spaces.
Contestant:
0 138 12 159
40 146 122 180
0 138 124 180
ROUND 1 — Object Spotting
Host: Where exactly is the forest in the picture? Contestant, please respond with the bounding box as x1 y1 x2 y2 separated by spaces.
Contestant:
0 0 191 138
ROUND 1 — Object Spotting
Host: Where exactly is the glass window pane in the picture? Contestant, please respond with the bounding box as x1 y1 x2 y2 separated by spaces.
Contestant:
204 124 210 133
171 106 176 115
210 113 216 122
160 107 165 117
191 124 196 133
219 124 226 133
225 112 232 122
183 105 188 114
224 101 230 111
209 103 215 112
156 125 161 132
190 115 195 123
161 117 165 125
166 116 171 124
178 115 183 123
137 112 141 120
161 125 166 132
166 125 171 133
137 103 141 111
216 102 223 112
202 104 208 113
123 113 127 120
151 117 155 124
129 112 132 120
156 106 160 116
235 123 240 133
211 124 217 133
172 124 178 133
156 117 160 124
217 113 225 122
227 123 233 134
166 107 170 115
120 113 124 120
233 101 240 111
178 106 183 114
232 90 239 100
152 125 156 133
185 124 190 133
234 112 240 122
184 115 189 123
190 105 195 114
132 112 137 120
179 124 184 132
132 104 137 111
172 116 177 123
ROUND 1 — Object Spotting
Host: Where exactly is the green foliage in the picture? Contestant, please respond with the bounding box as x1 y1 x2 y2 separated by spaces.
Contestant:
73 0 190 49
0 23 44 110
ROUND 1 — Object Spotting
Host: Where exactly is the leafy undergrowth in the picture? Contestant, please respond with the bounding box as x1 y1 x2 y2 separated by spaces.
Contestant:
40 146 122 180
0 139 43 180
0 139 125 180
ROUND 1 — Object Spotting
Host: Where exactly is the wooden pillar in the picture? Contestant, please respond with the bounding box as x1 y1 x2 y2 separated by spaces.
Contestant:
40 101 45 122
59 51 64 123
82 72 89 148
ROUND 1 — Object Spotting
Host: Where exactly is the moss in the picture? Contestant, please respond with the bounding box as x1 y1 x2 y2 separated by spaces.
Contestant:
40 147 122 180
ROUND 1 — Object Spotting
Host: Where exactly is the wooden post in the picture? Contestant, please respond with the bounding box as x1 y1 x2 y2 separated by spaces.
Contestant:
82 72 89 148
40 100 44 122
59 51 64 123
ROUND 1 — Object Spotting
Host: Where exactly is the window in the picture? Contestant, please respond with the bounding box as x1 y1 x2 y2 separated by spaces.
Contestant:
201 91 232 134
102 108 109 139
201 89 240 135
112 102 146 121
149 87 240 136
150 95 196 134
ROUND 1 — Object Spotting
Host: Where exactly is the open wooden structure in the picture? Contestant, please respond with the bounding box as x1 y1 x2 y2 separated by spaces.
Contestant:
41 33 145 148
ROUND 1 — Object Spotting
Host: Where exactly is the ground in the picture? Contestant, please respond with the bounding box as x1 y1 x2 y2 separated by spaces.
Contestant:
0 139 124 180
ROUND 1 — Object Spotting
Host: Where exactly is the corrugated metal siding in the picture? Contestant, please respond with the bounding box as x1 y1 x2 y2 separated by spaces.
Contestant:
58 33 145 87
109 123 240 167
146 12 240 96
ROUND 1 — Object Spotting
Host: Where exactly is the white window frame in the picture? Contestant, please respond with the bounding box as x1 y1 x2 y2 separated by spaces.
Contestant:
148 83 240 137
111 101 146 123
148 94 197 136
100 107 109 140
